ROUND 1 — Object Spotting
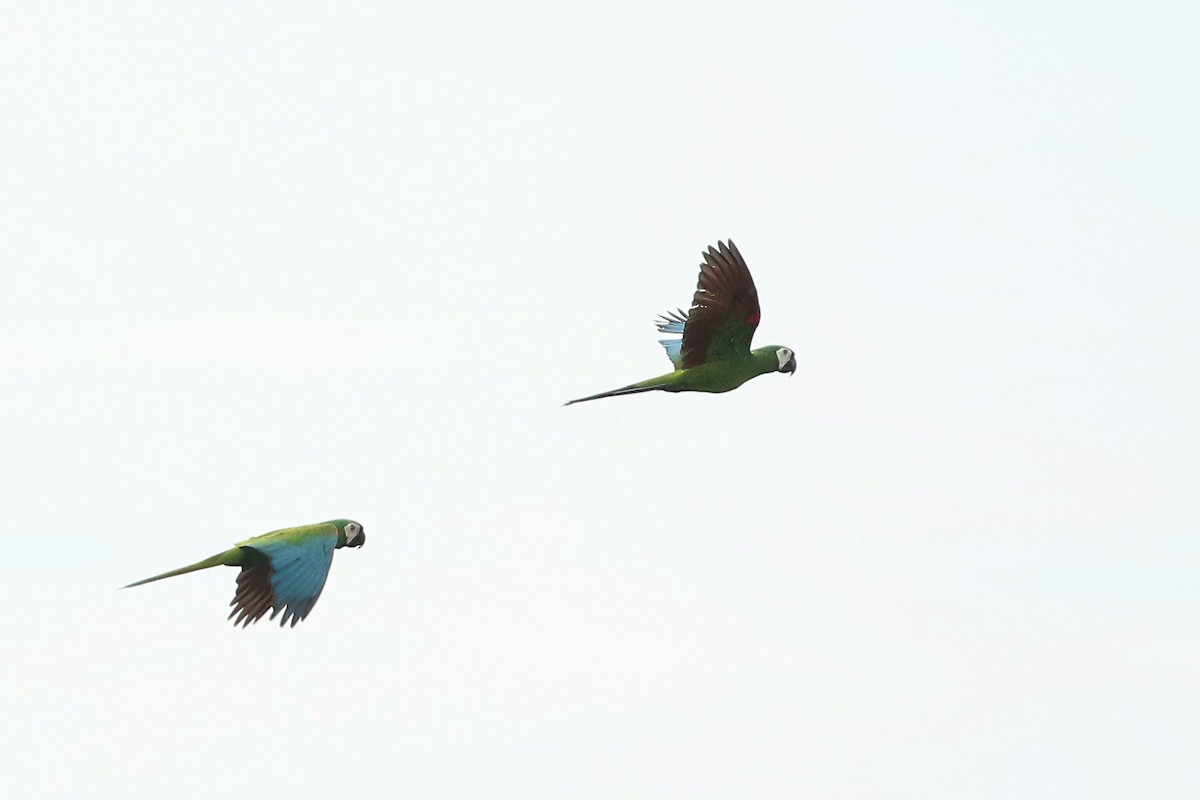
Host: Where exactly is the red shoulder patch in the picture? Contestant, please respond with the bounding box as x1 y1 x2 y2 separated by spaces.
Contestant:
745 310 761 326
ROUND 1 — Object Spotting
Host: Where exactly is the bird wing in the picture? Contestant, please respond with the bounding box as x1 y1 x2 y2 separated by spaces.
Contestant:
229 523 338 627
677 240 760 368
654 308 688 368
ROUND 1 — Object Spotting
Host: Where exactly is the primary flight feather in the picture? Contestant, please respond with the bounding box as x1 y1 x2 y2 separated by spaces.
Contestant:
566 240 796 405
124 519 366 627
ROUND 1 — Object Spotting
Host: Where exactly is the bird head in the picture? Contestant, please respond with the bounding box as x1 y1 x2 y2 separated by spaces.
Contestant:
775 346 797 376
342 520 367 548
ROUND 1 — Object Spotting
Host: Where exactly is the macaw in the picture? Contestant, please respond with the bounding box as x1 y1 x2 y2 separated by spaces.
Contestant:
566 240 795 405
124 519 366 627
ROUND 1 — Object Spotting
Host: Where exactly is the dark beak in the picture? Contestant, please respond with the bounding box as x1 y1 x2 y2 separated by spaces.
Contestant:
782 357 796 375
356 532 367 548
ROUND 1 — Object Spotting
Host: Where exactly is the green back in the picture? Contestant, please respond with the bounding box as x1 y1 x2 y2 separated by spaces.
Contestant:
239 520 346 549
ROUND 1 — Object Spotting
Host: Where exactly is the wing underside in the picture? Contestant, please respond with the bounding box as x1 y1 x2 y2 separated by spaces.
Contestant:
228 526 338 627
655 308 688 368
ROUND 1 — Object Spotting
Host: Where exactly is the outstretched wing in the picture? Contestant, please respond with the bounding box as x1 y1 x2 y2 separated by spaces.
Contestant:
229 524 338 627
677 240 760 368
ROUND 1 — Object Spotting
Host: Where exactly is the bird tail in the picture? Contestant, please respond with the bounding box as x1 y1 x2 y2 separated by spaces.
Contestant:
564 376 674 406
123 548 244 588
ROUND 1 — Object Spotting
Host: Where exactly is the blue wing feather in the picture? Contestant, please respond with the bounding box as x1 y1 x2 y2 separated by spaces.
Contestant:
658 339 683 367
655 308 688 334
655 309 688 368
251 534 337 627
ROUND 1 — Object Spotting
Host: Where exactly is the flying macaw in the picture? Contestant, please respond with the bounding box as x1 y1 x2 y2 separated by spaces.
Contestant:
124 519 366 627
566 240 795 405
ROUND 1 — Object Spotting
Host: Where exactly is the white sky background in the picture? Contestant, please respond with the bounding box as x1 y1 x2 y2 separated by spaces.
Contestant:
2 1 1197 797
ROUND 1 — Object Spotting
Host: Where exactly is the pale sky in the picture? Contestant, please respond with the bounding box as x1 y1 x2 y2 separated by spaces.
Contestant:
2 2 1198 798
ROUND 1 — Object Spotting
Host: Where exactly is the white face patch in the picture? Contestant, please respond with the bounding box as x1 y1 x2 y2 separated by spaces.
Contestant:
346 522 361 542
776 348 794 370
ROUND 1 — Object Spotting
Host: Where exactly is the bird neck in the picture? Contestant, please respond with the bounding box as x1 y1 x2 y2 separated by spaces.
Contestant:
750 347 781 376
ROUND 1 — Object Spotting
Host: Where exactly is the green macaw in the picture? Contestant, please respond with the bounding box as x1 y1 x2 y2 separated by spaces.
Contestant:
566 240 795 405
124 519 366 627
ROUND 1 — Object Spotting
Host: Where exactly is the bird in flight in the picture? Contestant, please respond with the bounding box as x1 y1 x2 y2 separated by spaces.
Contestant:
566 240 795 405
124 519 366 627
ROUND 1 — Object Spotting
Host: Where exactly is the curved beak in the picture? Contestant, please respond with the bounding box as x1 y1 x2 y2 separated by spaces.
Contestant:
354 532 366 548
782 357 796 375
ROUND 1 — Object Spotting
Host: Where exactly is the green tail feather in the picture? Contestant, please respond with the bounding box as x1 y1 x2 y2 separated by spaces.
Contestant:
564 384 659 405
123 547 245 588
565 373 681 406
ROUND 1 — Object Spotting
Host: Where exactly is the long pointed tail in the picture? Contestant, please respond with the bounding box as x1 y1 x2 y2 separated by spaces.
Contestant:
564 383 662 406
123 548 244 589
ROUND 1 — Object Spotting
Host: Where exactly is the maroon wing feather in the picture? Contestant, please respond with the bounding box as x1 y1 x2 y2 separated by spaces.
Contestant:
679 240 761 368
